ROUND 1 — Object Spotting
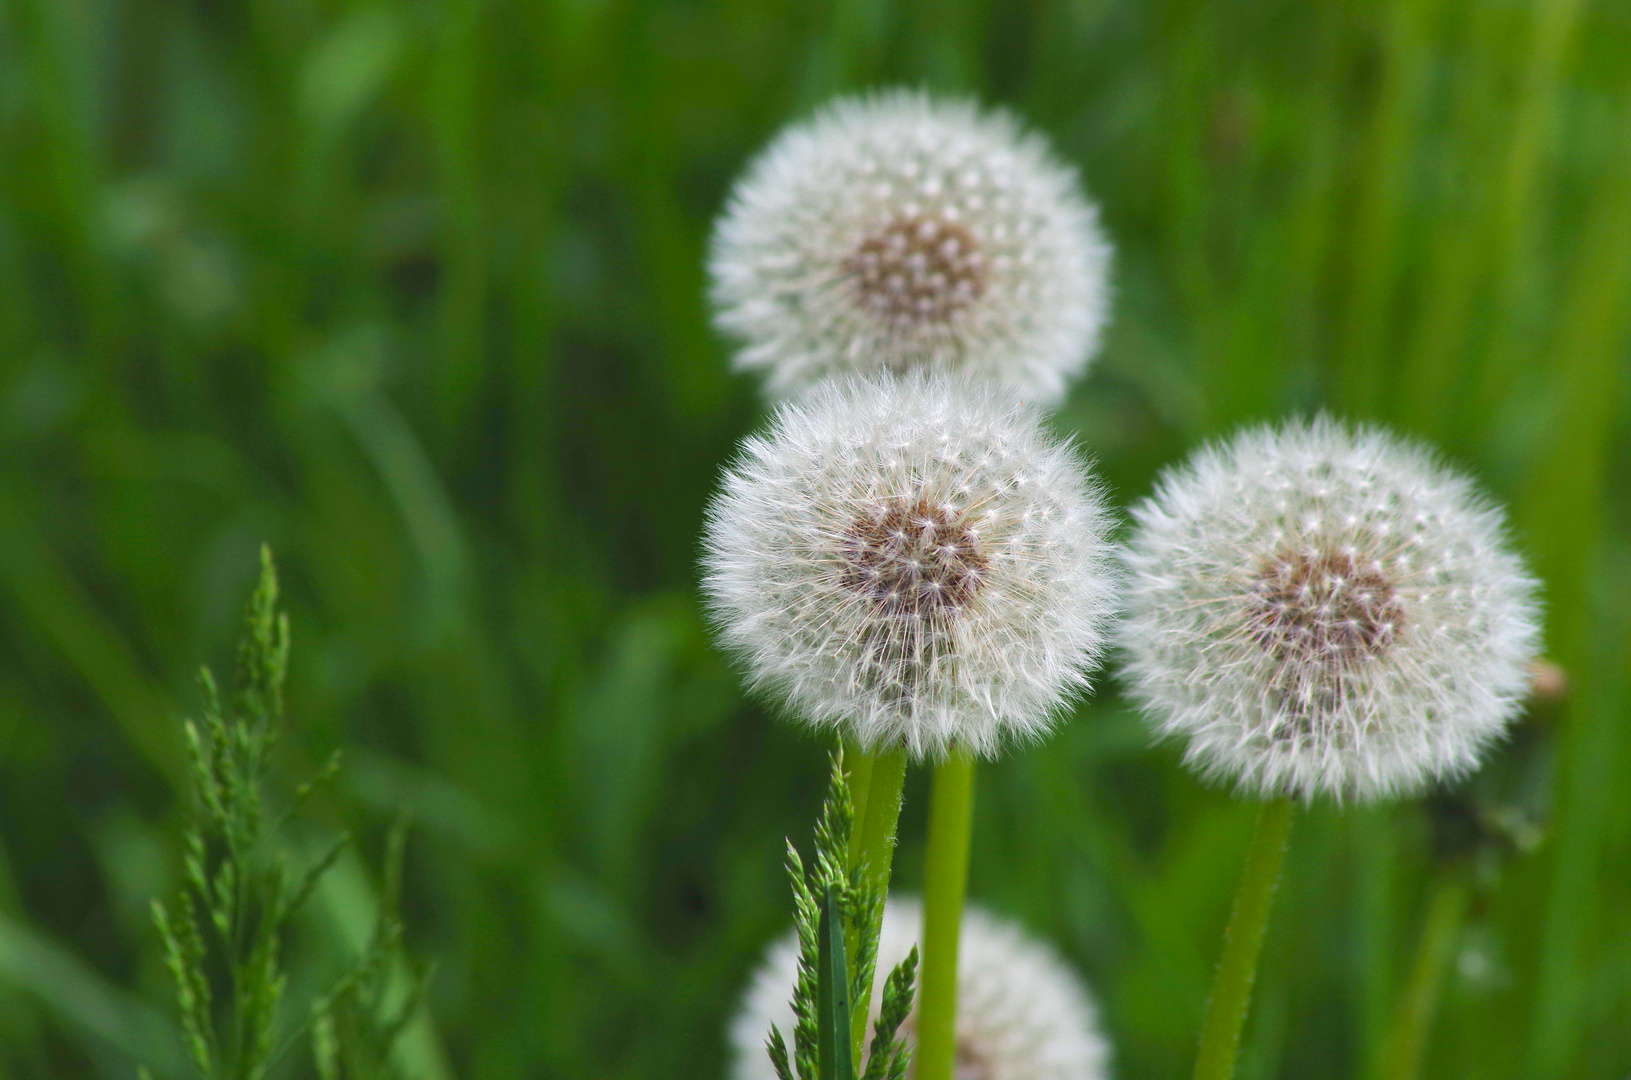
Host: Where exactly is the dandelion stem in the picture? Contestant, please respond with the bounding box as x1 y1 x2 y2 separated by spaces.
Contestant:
916 750 976 1080
848 748 907 895
846 745 907 1055
1193 797 1295 1080
1374 873 1469 1080
845 744 878 865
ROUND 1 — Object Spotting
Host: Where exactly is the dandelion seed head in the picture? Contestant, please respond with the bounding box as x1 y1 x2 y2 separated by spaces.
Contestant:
710 91 1112 404
1120 417 1541 802
702 374 1117 760
729 897 1111 1080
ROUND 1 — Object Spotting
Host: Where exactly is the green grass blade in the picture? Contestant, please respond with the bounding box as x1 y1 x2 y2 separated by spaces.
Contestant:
817 883 854 1080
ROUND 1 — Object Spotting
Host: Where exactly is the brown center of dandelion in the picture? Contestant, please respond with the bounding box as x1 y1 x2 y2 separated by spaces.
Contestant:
844 215 988 326
894 1016 993 1080
1247 549 1403 667
841 497 986 618
952 1038 995 1080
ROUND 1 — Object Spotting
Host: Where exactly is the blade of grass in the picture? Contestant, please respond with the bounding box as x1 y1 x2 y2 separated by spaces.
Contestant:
1520 103 1631 1073
316 849 456 1080
1351 807 1400 1073
428 0 488 443
1373 874 1469 1080
1466 0 1585 431
816 884 855 1080
1396 0 1505 437
1336 0 1440 420
0 481 182 786
0 912 188 1078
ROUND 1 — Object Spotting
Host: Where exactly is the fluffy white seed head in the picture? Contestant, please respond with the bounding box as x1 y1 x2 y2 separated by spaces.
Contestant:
702 374 1117 760
1121 418 1541 803
710 91 1112 404
729 897 1110 1080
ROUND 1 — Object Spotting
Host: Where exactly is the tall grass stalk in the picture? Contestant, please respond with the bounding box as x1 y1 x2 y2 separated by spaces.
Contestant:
150 548 429 1080
1521 85 1631 1075
767 751 917 1080
1374 874 1469 1080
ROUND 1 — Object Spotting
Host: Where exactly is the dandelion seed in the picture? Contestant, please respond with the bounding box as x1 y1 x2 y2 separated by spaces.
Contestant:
730 897 1111 1080
702 374 1117 760
710 91 1112 404
1121 417 1541 802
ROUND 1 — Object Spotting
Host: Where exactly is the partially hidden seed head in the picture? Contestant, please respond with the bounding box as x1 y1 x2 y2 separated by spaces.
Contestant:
844 214 989 330
710 90 1113 404
729 897 1111 1080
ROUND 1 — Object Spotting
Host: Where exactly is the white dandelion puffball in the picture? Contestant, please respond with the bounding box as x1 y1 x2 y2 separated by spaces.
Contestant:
710 91 1112 404
729 897 1110 1080
701 374 1117 760
1121 418 1541 803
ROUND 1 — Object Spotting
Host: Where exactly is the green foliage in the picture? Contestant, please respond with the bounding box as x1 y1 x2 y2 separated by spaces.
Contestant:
151 548 306 1080
861 951 916 1080
310 819 434 1080
771 754 915 1080
151 549 424 1080
0 0 1628 1077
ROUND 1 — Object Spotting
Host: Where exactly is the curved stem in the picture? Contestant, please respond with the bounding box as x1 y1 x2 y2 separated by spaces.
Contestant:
1374 873 1469 1080
1193 798 1296 1080
915 751 976 1080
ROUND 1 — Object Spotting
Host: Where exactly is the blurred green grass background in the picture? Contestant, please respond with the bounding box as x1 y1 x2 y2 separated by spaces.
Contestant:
1 0 1628 1076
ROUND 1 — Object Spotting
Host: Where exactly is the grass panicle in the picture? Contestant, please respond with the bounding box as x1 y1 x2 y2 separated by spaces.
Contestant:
310 817 436 1080
769 751 917 1080
861 946 917 1080
152 548 429 1080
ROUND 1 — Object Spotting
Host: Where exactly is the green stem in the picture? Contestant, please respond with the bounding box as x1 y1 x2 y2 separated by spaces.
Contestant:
846 746 907 1057
915 751 976 1080
1374 874 1470 1080
849 749 906 890
845 744 878 868
1193 798 1296 1080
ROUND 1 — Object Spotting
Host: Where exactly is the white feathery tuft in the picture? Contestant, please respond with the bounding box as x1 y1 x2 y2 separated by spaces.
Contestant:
1120 417 1541 803
701 374 1118 761
729 896 1111 1080
710 90 1113 404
